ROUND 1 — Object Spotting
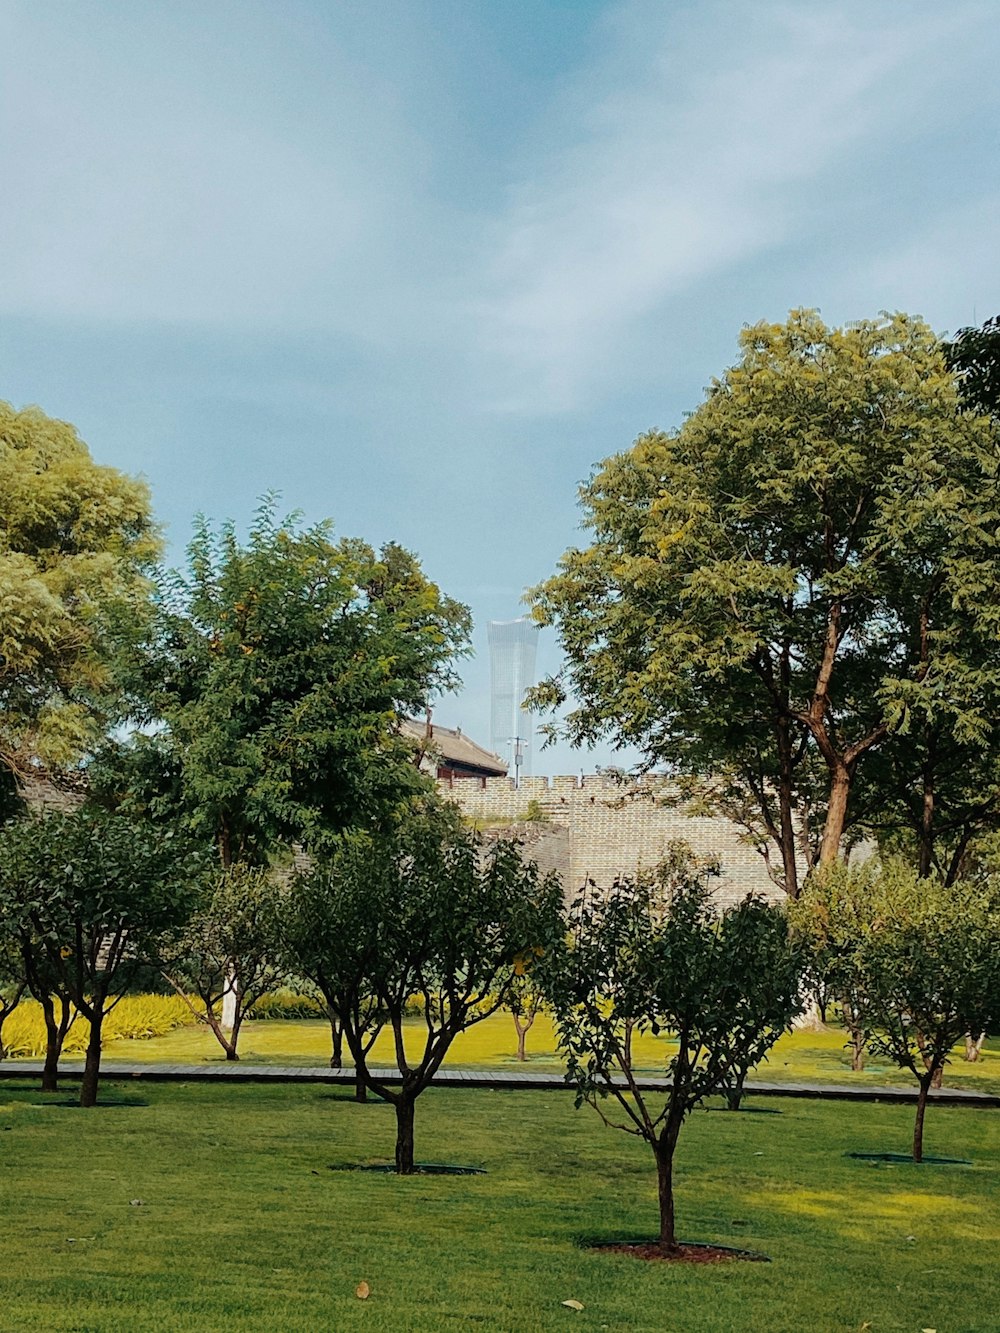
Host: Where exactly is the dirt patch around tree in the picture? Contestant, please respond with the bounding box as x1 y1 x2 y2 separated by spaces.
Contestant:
591 1241 770 1264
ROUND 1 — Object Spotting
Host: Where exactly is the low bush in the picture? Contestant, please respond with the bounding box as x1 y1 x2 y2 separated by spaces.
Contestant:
0 994 199 1059
247 989 325 1021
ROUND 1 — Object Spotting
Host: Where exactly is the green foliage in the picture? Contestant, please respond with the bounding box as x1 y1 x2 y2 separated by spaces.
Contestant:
544 843 803 1246
158 863 286 1059
549 850 802 1107
248 988 325 1021
531 311 1000 890
521 798 548 823
945 313 1000 420
97 500 470 865
0 807 207 1102
793 859 1000 1159
0 401 158 786
283 809 564 1169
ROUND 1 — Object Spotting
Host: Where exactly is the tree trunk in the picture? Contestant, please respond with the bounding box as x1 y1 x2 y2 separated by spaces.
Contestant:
851 1035 866 1073
513 1012 534 1061
328 1011 343 1069
819 766 851 866
80 1010 104 1108
918 745 935 878
355 1066 368 1102
653 1141 678 1251
394 1095 416 1174
775 711 800 898
964 1032 986 1062
725 1067 747 1111
39 994 68 1093
913 1072 933 1163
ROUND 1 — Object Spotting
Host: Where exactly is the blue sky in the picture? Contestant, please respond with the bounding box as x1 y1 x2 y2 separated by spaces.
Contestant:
2 0 999 773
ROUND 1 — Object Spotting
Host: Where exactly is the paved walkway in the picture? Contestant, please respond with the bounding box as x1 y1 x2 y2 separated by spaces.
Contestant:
2 1061 997 1106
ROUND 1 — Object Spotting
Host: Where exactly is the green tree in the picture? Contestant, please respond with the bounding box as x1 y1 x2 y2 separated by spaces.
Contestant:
789 863 873 1073
0 914 26 1061
0 401 158 801
0 810 204 1106
543 847 802 1253
531 312 1000 893
945 314 1000 420
98 501 470 865
793 860 1000 1161
283 812 564 1172
506 965 546 1062
158 865 284 1061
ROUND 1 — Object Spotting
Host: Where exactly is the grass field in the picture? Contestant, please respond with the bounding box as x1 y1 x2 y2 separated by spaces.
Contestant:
0 1077 996 1331
94 1011 1000 1095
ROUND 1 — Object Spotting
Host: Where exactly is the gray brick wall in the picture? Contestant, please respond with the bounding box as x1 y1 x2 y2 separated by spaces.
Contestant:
444 775 784 907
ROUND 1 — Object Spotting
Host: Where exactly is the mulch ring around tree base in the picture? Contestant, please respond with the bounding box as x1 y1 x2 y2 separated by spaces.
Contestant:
590 1241 770 1264
328 1162 486 1175
847 1152 971 1166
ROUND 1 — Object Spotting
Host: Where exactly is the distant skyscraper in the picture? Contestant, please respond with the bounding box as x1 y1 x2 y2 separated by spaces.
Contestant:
488 618 540 784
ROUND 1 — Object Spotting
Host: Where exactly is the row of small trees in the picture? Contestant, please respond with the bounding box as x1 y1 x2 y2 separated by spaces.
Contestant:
2 798 997 1251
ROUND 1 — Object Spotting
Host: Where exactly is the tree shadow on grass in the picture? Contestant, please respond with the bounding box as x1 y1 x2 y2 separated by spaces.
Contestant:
30 1097 150 1109
327 1162 486 1175
315 1090 393 1104
846 1151 971 1166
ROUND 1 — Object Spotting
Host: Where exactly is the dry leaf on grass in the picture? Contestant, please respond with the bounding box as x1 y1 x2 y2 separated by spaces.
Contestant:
356 1281 370 1300
562 1299 585 1311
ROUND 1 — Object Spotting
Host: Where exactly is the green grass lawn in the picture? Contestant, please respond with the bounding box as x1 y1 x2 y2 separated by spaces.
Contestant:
96 1012 1000 1094
0 1077 996 1332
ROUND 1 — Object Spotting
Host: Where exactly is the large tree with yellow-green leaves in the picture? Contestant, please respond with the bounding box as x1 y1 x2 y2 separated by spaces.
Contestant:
0 402 158 803
531 312 1000 895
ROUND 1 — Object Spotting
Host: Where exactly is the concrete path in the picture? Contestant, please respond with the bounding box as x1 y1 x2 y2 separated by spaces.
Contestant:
2 1061 997 1107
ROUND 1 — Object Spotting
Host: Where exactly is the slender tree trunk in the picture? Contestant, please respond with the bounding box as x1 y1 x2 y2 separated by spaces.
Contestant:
394 1094 416 1174
850 1034 866 1073
918 740 935 878
964 1032 986 1062
819 766 851 866
775 713 800 898
0 986 25 1060
513 1012 534 1061
355 1066 368 1102
726 1066 747 1111
197 996 239 1060
328 1010 343 1069
653 1140 678 1251
841 1001 866 1072
39 994 68 1093
80 1010 104 1108
917 1033 943 1087
913 1072 933 1163
225 1009 241 1061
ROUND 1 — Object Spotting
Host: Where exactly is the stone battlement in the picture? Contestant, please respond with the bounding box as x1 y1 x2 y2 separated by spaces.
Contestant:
438 774 782 908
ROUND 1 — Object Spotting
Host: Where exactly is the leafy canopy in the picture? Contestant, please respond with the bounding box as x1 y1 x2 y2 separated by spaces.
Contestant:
543 844 802 1248
101 501 471 863
0 401 157 789
283 808 564 1170
532 311 1000 889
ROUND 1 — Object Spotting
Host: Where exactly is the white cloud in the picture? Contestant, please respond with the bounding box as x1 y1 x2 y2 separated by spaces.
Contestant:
474 0 997 412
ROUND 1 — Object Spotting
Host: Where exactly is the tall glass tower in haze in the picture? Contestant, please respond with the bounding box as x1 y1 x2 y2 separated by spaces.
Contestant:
488 617 539 784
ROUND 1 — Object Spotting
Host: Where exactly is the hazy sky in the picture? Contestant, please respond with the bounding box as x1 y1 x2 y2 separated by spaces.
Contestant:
2 0 998 773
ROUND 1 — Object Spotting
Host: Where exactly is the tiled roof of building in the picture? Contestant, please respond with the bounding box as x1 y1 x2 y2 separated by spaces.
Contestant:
401 718 508 777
